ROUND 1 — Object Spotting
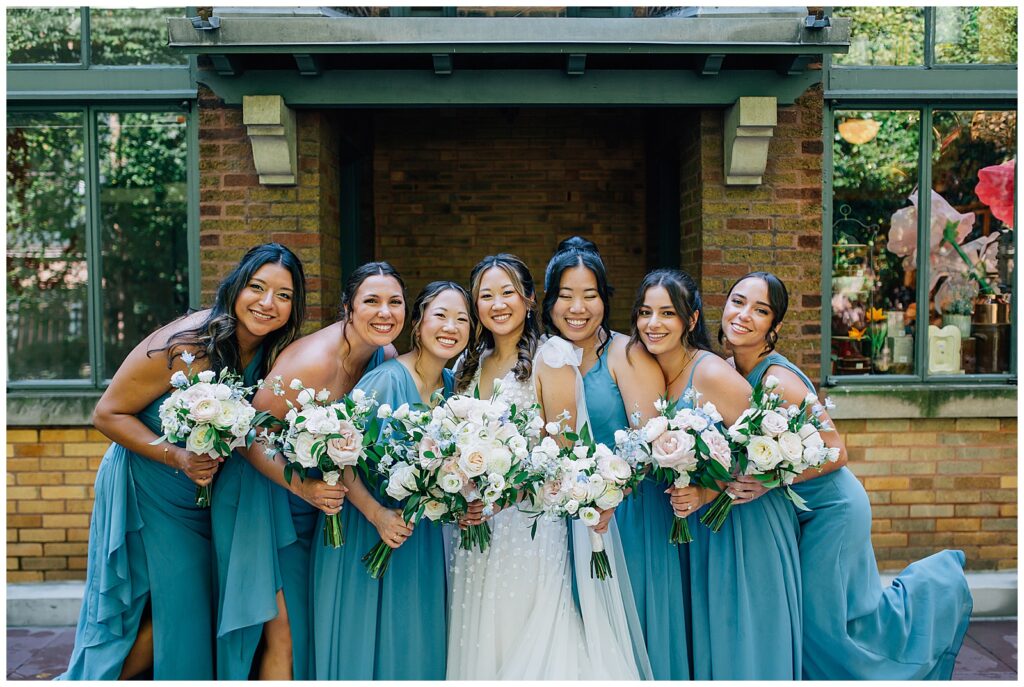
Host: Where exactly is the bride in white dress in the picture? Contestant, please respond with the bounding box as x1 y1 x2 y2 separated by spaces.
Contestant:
446 254 650 680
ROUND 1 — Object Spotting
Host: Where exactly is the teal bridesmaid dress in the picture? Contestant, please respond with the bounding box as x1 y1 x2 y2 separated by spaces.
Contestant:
747 352 973 679
60 352 264 680
309 358 452 679
687 351 803 680
583 339 692 680
211 347 386 679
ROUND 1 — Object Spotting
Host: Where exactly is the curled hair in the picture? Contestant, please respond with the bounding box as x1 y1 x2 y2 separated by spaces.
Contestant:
337 261 406 373
456 254 541 391
541 236 614 357
717 271 789 354
628 268 713 354
151 243 306 377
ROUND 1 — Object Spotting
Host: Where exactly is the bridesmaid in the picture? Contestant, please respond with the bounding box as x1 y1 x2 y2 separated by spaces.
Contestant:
541 237 675 677
211 262 406 679
60 243 305 680
631 268 803 680
310 281 472 679
720 271 973 679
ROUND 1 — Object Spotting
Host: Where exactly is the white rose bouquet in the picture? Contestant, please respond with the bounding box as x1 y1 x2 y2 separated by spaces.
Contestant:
272 379 378 548
150 351 274 508
523 417 644 580
707 374 840 531
615 390 733 544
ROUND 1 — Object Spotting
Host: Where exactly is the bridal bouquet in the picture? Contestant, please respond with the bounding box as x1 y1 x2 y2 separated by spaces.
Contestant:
705 374 840 531
615 390 733 544
272 379 379 548
524 417 643 580
151 350 273 508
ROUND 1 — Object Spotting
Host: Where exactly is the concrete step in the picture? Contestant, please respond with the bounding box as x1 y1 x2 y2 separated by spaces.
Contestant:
7 570 1017 627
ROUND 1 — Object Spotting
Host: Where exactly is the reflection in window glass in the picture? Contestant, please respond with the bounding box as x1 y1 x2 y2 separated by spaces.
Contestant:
98 112 190 379
90 8 187 65
935 6 1018 64
6 112 90 381
928 110 1016 375
831 111 921 376
6 8 81 64
832 6 925 66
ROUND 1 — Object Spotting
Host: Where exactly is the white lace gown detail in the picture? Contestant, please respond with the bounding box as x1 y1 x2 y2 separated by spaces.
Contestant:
445 359 591 680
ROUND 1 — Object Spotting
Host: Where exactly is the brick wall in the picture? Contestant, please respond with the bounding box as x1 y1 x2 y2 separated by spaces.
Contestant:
373 107 648 338
197 86 342 331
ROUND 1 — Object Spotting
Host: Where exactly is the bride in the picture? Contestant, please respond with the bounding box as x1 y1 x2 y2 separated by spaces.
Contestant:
446 254 651 680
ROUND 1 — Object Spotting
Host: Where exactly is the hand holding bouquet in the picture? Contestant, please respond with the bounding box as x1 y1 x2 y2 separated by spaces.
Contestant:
150 350 274 507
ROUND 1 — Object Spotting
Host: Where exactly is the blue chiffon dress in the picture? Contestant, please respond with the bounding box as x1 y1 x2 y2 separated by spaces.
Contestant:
60 351 264 680
582 340 692 680
211 347 386 679
687 351 803 680
747 352 973 680
309 359 453 679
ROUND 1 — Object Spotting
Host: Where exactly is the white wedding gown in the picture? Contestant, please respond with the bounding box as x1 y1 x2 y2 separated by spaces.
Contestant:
446 338 651 680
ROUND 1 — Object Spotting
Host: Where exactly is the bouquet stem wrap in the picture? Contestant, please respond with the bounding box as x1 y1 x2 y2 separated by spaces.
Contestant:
589 528 612 580
323 511 344 548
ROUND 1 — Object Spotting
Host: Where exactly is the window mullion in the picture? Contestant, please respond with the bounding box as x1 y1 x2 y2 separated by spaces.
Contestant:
923 7 935 69
187 103 201 310
915 106 933 381
83 105 104 387
821 104 835 386
80 7 90 69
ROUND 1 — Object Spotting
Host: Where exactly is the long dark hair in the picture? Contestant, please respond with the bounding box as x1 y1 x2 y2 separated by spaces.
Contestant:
409 280 472 379
152 242 306 377
457 254 541 391
541 236 614 357
718 271 789 354
338 261 406 373
629 268 713 354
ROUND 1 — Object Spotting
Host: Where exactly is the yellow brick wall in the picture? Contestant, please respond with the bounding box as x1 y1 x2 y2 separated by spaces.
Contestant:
6 419 1018 579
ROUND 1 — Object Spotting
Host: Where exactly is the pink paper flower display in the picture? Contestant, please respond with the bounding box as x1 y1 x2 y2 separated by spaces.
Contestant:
887 189 976 269
975 159 1015 229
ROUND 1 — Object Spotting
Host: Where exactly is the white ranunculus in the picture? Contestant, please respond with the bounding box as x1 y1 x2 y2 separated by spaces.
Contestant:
642 415 670 443
485 445 513 476
569 481 590 502
185 424 217 456
377 404 392 419
197 370 216 383
763 374 780 390
458 442 488 478
296 388 316 407
586 474 607 501
597 454 632 483
423 499 449 521
212 383 232 401
777 431 805 464
595 484 623 510
545 421 562 436
386 463 419 501
746 436 783 473
578 506 601 528
291 431 319 468
189 397 222 424
439 472 464 493
760 410 788 438
322 470 341 486
212 402 238 430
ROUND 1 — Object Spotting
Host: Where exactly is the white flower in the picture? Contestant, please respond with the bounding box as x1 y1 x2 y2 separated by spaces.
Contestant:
440 472 464 493
423 500 449 521
482 485 502 503
653 398 668 413
564 498 580 515
377 404 392 419
802 446 827 467
673 473 691 488
322 470 341 486
197 370 215 383
763 374 780 390
728 424 749 445
545 421 562 436
651 429 697 472
572 445 590 460
746 436 783 473
508 435 528 458
296 388 316 407
488 473 506 491
185 424 217 456
777 431 805 465
180 350 196 365
824 446 841 463
586 474 607 501
801 428 825 450
484 445 513 476
642 415 670 443
393 403 410 420
351 388 366 404
291 432 319 468
170 371 189 388
824 397 836 411
528 415 546 432
701 402 722 423
538 436 560 458
458 442 488 478
305 409 340 436
613 429 629 447
385 463 419 501
597 454 632 483
569 481 590 502
578 506 601 528
674 410 708 433
804 392 818 406
289 378 304 391
212 402 239 430
760 410 789 438
189 397 223 424
595 484 623 510
316 389 331 402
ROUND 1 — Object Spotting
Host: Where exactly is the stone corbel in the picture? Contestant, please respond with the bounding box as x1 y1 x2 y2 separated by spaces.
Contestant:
723 96 777 186
243 95 297 185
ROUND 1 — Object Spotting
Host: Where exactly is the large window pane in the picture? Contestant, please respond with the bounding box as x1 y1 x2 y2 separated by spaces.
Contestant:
831 111 921 377
6 8 81 64
7 112 90 381
832 6 925 66
98 112 190 379
928 109 1016 375
90 8 188 65
935 6 1018 65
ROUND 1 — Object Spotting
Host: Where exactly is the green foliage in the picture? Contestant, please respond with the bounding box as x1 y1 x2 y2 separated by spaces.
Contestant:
833 6 925 66
6 8 80 63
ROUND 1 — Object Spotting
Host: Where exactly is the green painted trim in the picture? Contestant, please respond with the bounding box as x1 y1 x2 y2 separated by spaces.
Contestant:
6 391 103 427
196 68 822 106
821 95 834 386
827 384 1016 420
166 16 851 54
187 101 201 310
923 7 934 69
81 7 91 68
918 107 933 379
83 107 104 384
7 66 196 101
826 67 1017 101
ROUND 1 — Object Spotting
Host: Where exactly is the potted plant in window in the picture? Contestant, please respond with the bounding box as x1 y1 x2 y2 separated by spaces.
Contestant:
938 273 977 339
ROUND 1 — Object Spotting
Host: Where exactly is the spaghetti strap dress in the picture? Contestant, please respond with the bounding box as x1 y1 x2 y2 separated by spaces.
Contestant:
309 359 453 679
60 350 264 680
583 338 691 680
211 347 386 679
747 352 972 680
688 351 803 679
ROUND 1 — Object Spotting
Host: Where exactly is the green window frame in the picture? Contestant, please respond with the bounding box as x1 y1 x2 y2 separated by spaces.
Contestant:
821 6 1017 387
7 7 200 398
